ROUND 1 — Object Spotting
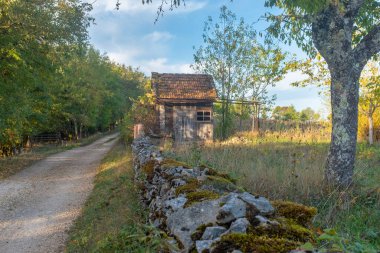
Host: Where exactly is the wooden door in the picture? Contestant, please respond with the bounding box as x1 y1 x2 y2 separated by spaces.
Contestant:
176 114 193 142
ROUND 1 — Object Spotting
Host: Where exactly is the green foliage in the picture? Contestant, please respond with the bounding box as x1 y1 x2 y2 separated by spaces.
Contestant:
193 5 290 139
272 105 299 121
128 79 156 134
0 0 145 155
264 0 380 55
96 224 173 253
300 107 321 122
271 105 320 122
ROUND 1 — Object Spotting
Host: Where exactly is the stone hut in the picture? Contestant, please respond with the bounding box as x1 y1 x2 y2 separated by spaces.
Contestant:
151 72 217 142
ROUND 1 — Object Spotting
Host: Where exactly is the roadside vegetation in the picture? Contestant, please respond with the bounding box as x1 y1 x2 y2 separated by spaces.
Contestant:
168 129 380 252
0 132 109 180
0 1 145 157
66 140 165 253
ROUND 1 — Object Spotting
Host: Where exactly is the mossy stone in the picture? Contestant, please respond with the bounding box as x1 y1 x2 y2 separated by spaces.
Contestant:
212 234 301 253
175 178 200 196
141 160 156 181
201 166 237 184
161 158 190 169
191 223 214 241
271 200 317 226
185 190 220 208
248 218 314 242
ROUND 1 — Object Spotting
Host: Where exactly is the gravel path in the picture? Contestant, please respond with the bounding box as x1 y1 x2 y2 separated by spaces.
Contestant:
0 133 119 253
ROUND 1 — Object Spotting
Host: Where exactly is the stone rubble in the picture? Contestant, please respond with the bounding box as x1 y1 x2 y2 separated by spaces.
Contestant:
132 137 316 253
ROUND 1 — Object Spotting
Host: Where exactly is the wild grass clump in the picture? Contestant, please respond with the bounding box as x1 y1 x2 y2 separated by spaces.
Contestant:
169 129 380 252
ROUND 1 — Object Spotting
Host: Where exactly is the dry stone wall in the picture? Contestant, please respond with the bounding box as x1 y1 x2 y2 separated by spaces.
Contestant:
132 137 317 253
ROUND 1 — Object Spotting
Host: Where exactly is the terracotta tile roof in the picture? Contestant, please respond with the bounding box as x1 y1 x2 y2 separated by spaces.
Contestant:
151 72 217 101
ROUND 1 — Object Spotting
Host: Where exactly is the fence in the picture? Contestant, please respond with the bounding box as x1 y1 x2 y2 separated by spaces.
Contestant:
31 133 61 143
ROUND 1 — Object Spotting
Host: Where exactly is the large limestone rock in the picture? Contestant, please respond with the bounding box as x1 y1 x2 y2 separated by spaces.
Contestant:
166 199 222 251
217 197 247 224
201 226 227 240
238 192 274 215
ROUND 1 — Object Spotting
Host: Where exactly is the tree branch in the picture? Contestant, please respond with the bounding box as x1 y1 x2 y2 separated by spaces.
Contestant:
354 24 380 67
345 0 366 15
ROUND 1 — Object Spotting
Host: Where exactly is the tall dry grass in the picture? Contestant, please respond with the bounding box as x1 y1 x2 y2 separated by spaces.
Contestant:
172 129 331 203
167 128 380 251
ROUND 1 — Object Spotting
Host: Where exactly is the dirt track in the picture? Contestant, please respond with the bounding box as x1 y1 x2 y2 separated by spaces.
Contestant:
0 133 119 253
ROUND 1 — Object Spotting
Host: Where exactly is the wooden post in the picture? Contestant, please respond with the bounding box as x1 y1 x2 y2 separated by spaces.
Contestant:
134 124 145 139
252 103 260 132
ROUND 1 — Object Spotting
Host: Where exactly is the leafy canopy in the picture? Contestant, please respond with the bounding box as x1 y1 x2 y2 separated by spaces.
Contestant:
264 0 380 56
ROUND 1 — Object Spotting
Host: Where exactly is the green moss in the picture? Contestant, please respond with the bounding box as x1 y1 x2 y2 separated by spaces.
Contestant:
184 190 220 208
141 160 156 180
175 178 200 196
272 200 317 226
203 167 237 184
161 158 190 169
248 218 314 242
212 234 301 253
191 223 214 241
204 175 242 193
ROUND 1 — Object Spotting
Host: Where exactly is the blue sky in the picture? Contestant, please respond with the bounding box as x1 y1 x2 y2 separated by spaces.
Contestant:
88 0 327 116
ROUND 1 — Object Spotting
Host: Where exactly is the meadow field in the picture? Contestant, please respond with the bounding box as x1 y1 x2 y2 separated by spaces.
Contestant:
167 129 380 252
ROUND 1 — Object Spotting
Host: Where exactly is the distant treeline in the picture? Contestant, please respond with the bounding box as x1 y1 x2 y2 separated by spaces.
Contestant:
0 1 145 156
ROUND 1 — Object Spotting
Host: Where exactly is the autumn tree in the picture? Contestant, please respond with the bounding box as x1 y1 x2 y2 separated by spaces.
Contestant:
359 62 380 145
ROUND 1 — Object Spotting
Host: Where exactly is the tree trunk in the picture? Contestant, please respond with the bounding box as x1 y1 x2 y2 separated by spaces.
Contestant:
310 3 376 188
368 113 374 145
73 119 78 140
79 123 83 139
239 103 243 131
324 66 361 188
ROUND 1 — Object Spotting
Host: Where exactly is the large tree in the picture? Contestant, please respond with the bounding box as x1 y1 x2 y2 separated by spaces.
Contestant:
265 0 380 187
144 0 380 187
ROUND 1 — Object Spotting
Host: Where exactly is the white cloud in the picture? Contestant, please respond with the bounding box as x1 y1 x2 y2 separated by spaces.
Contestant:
91 0 207 15
143 31 174 42
141 58 194 74
107 49 142 64
273 71 309 91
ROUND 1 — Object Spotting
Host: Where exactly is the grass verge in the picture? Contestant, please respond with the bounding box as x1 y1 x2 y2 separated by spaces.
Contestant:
65 141 166 253
0 132 109 180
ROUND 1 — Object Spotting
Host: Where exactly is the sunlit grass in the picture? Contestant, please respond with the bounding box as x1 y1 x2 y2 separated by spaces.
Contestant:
66 141 167 253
